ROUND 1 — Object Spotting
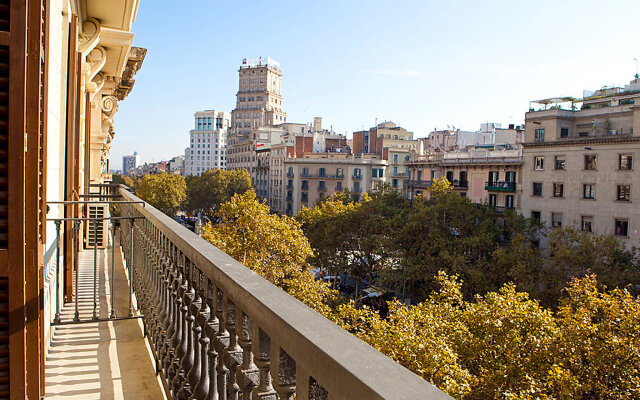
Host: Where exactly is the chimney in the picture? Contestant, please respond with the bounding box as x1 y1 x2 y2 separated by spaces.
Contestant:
313 117 322 132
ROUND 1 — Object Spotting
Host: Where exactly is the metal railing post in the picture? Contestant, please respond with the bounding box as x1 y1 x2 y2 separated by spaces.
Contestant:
92 219 99 320
53 220 62 324
129 217 135 317
110 218 117 319
73 221 80 322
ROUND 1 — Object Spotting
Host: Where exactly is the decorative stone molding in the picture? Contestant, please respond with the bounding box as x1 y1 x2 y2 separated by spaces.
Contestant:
86 46 107 82
87 72 105 99
101 95 118 135
114 47 147 101
78 17 101 56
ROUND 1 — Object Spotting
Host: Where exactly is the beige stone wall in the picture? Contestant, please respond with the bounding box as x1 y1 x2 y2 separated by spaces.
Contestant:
284 156 387 215
521 140 640 247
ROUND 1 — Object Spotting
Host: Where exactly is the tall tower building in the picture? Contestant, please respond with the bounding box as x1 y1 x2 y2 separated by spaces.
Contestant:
231 57 286 135
184 110 231 176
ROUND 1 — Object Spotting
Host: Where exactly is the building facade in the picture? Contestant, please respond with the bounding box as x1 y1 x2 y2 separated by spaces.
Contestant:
521 78 640 248
407 146 523 211
2 1 143 396
184 110 230 176
122 152 140 175
283 154 387 215
352 122 417 192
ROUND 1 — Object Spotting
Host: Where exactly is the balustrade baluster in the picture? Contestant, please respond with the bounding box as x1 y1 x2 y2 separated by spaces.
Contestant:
250 328 277 400
222 298 243 400
214 289 230 400
175 259 197 397
271 346 296 400
236 310 259 399
167 253 189 387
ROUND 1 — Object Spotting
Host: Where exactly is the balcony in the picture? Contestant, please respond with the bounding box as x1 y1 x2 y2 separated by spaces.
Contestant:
286 172 294 177
485 181 516 192
352 174 362 180
407 179 433 189
451 180 468 189
45 186 449 400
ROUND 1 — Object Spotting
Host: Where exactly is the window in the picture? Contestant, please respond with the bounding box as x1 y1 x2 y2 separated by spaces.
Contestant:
301 180 309 190
583 184 595 199
336 181 343 191
354 182 360 192
353 168 361 178
579 131 589 137
617 185 631 201
506 195 514 209
615 219 628 236
302 167 309 177
318 167 326 177
531 211 541 222
405 155 409 162
534 156 544 170
372 169 378 178
619 154 633 170
392 178 398 188
581 216 593 233
336 168 343 177
319 181 326 191
551 213 562 228
393 167 398 176
505 171 516 183
301 192 308 203
584 155 597 170
560 127 569 138
554 156 566 170
533 182 543 196
553 183 564 198
535 128 545 142
393 154 399 163
488 171 499 184
488 194 497 207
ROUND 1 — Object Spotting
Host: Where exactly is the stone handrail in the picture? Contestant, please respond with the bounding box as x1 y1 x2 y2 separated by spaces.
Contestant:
117 186 451 400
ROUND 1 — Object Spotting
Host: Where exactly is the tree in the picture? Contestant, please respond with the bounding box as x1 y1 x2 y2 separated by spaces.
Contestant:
185 168 252 215
201 190 312 285
111 174 135 188
135 173 186 216
541 227 640 307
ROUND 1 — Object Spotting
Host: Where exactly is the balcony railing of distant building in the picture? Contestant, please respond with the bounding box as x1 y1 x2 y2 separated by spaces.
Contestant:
451 180 468 189
410 155 522 166
352 174 362 180
299 173 344 179
407 180 433 189
485 181 517 192
286 172 294 178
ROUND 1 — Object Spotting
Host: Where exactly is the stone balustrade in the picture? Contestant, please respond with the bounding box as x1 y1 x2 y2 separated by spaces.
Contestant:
118 186 452 400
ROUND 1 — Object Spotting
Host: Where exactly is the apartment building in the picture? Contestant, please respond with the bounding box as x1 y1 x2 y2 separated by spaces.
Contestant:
521 78 640 248
406 146 523 211
283 154 387 215
352 121 417 192
183 110 230 176
122 152 140 175
419 123 523 153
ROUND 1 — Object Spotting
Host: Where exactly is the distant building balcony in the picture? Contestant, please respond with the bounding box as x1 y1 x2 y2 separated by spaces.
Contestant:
451 180 468 189
286 172 294 177
352 174 362 180
408 179 433 189
485 181 516 192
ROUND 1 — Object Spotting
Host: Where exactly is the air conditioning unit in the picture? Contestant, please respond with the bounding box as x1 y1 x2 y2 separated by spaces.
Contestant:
85 204 109 249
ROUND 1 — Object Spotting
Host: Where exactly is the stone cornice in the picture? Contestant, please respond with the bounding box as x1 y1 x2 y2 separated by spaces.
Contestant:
522 135 640 148
114 46 146 101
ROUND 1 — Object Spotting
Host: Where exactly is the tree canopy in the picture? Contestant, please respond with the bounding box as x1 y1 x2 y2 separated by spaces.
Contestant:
185 168 252 215
135 173 186 216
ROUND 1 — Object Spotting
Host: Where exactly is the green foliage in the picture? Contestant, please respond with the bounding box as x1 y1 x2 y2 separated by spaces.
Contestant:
135 173 186 216
186 168 252 215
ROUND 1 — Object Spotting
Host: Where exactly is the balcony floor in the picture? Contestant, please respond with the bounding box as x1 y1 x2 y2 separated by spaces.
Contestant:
45 232 165 399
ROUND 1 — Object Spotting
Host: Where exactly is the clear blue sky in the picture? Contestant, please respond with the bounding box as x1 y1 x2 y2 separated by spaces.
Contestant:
110 0 640 170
